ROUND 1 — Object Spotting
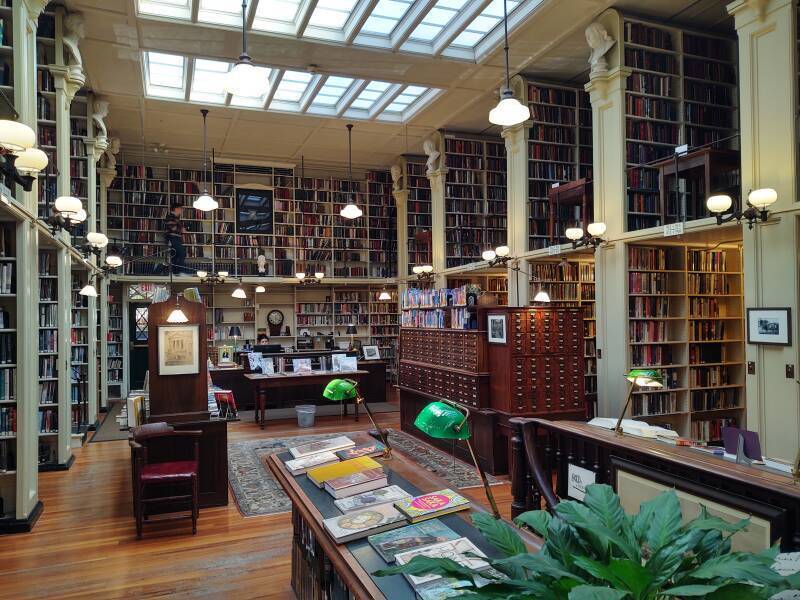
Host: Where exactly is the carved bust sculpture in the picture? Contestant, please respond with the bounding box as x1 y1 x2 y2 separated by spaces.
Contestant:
92 99 109 141
390 163 404 193
63 13 85 70
102 136 120 169
586 22 616 77
423 137 441 173
257 254 267 274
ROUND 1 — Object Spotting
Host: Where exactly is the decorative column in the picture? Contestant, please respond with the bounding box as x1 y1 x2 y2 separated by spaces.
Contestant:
391 160 409 293
10 0 49 527
584 12 630 418
424 132 447 287
501 114 531 307
97 165 117 408
730 0 800 461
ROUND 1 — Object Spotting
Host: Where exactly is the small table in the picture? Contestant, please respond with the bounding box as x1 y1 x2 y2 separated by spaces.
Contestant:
245 370 369 430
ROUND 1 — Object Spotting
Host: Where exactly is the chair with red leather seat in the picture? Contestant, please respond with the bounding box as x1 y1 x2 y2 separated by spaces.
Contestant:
129 422 202 539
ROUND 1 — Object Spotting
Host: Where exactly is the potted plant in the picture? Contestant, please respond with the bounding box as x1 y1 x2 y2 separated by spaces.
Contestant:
376 484 796 599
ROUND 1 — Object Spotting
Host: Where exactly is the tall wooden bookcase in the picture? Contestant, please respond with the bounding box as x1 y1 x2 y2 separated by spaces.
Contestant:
106 282 124 400
626 242 744 441
620 16 739 231
526 81 593 250
0 220 17 520
403 155 432 275
37 248 59 467
70 267 89 439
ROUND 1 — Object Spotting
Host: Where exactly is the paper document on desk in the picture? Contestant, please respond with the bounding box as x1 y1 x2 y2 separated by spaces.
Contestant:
588 417 678 439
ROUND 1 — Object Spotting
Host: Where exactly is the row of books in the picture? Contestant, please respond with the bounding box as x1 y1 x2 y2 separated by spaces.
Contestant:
629 296 671 318
39 355 57 378
684 58 736 84
628 272 668 294
626 120 680 144
689 366 730 387
400 309 446 329
629 320 669 343
627 73 673 97
527 86 578 105
688 273 731 295
0 406 15 435
0 367 13 400
626 95 678 120
39 380 57 404
631 344 672 367
38 330 57 353
691 389 738 411
39 409 57 433
632 393 679 417
691 417 736 442
625 48 678 74
689 320 727 341
624 21 673 49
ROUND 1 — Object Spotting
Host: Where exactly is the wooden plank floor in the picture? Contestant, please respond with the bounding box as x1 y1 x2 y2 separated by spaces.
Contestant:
0 411 512 599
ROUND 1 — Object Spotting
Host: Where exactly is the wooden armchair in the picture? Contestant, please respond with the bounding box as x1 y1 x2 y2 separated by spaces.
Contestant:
129 423 201 538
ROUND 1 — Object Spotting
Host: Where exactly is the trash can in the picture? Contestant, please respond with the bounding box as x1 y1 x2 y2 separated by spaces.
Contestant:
296 405 316 428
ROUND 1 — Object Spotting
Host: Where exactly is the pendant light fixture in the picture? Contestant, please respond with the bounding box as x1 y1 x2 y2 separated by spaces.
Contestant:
488 0 530 127
340 124 363 219
231 282 247 299
167 295 189 323
79 276 98 297
224 0 266 99
193 109 218 212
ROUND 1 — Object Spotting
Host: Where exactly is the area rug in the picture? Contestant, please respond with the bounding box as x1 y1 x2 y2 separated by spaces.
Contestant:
89 401 127 443
227 429 500 517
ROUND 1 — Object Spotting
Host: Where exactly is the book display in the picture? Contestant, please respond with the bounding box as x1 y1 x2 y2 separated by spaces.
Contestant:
106 282 124 400
35 9 56 220
526 81 593 250
37 249 58 467
403 156 432 274
529 258 597 408
627 243 745 440
620 16 739 231
0 222 17 518
70 268 89 437
68 90 89 238
107 162 397 278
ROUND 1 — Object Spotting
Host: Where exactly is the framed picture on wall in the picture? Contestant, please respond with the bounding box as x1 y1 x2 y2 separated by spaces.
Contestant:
217 345 234 366
158 325 200 376
487 314 507 344
747 308 792 346
362 345 381 360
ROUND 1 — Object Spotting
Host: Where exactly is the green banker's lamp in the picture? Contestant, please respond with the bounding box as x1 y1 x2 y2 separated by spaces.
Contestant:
414 400 500 520
615 369 664 436
323 378 392 459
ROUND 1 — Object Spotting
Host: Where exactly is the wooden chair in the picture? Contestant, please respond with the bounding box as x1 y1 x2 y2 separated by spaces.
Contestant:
129 422 201 539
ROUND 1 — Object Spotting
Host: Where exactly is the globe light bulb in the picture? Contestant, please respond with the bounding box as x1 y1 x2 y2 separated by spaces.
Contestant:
748 188 778 210
565 227 584 241
79 283 97 297
314 272 325 280
14 147 48 174
217 270 228 279
421 265 434 273
196 270 208 279
587 222 607 237
296 272 306 281
255 285 266 293
412 266 423 275
86 232 109 248
105 255 123 268
54 195 83 218
223 56 268 98
482 249 496 262
706 194 733 213
0 119 36 152
495 245 510 257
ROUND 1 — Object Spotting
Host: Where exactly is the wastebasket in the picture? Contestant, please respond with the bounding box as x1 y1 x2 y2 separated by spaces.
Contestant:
296 404 316 428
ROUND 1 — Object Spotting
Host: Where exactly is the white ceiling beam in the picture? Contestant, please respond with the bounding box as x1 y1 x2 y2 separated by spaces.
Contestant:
190 0 200 23
390 0 437 51
184 57 195 102
336 79 368 116
368 84 403 120
299 74 326 112
344 0 379 45
263 68 284 109
431 0 491 57
295 0 319 38
247 0 260 29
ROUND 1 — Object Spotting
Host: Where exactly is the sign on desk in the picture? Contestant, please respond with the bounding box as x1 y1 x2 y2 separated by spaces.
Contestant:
567 464 596 501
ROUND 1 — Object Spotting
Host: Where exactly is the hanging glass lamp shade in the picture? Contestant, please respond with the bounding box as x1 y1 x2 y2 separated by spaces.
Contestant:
489 91 530 127
14 147 48 174
0 120 35 152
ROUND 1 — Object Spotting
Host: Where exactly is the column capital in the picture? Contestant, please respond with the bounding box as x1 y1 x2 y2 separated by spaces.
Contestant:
727 0 782 23
584 66 631 103
25 0 49 20
85 138 107 165
49 65 84 104
98 167 117 189
392 188 409 210
426 167 448 181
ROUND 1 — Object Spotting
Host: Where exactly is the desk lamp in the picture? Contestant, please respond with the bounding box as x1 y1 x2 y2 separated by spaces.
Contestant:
229 326 242 351
414 400 500 519
346 324 358 350
615 369 663 436
323 378 391 459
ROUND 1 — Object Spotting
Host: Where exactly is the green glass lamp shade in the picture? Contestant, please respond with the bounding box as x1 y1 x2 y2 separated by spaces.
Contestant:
625 368 664 388
323 378 359 402
413 401 470 440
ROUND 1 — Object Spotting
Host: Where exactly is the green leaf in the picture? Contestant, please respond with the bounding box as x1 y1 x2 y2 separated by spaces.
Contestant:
471 512 527 557
489 553 586 584
583 485 636 549
514 510 552 539
645 528 704 586
573 557 654 599
568 585 628 600
458 579 561 599
705 583 773 600
694 529 728 563
542 518 589 571
688 553 785 585
662 584 724 596
555 500 639 561
645 490 683 556
373 556 476 580
632 494 660 545
686 510 750 535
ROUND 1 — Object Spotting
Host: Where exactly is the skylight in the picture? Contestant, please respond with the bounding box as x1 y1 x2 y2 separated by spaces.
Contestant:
136 0 543 62
142 52 440 122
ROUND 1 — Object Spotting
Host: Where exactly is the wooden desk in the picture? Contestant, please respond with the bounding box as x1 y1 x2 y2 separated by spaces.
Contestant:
510 418 800 550
266 431 541 600
245 370 369 430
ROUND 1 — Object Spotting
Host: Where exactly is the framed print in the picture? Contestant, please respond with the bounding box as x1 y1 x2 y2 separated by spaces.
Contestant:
217 344 234 365
487 314 507 344
362 345 381 360
747 308 792 346
158 325 200 376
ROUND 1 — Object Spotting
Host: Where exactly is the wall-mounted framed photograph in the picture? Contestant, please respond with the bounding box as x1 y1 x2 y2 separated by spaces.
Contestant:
217 344 234 366
747 308 792 346
158 325 200 376
362 345 381 360
487 314 507 344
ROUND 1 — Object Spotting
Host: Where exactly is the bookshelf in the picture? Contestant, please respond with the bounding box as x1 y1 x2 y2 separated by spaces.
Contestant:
626 242 745 441
108 163 397 279
369 287 398 381
446 274 508 306
622 17 739 231
70 268 89 437
526 81 593 249
0 221 17 517
404 156 432 274
442 133 507 267
68 90 89 238
107 282 124 399
37 249 58 467
36 9 56 220
529 258 597 408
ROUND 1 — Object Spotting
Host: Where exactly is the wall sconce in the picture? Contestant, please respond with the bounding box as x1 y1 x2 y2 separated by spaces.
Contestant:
481 245 511 267
199 270 227 284
81 231 109 259
296 270 325 285
412 264 435 282
565 222 606 250
706 188 778 229
0 119 48 191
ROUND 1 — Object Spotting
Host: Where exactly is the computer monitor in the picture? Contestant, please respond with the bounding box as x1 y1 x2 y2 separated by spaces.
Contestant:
254 344 284 354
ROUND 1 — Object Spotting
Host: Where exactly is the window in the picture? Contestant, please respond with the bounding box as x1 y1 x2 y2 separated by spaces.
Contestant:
360 0 415 36
134 307 149 342
309 76 355 109
189 58 229 104
449 0 522 49
307 0 360 31
138 0 191 20
408 0 469 42
197 0 243 26
144 52 186 99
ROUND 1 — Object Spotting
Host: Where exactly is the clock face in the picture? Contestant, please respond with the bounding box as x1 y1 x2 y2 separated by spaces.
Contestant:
268 310 284 326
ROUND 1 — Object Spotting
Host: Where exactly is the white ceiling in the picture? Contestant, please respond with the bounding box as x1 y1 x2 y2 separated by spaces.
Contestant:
65 0 732 171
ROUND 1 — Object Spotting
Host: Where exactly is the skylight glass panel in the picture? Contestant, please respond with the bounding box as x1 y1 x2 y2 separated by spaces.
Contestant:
230 66 274 108
308 0 359 31
138 0 191 20
310 76 354 107
450 0 521 48
408 0 468 42
145 52 186 99
349 80 392 110
189 59 229 104
360 0 415 36
382 85 427 113
271 71 314 104
254 0 302 25
197 0 243 26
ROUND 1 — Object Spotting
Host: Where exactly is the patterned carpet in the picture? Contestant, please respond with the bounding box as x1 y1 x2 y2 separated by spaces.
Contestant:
227 429 500 517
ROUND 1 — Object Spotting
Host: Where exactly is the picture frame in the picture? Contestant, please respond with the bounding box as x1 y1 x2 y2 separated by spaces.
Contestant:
217 344 234 365
158 325 200 376
746 308 792 346
487 314 507 344
362 345 381 360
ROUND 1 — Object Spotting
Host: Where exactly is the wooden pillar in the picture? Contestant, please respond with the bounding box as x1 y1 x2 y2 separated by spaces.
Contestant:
502 119 531 306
